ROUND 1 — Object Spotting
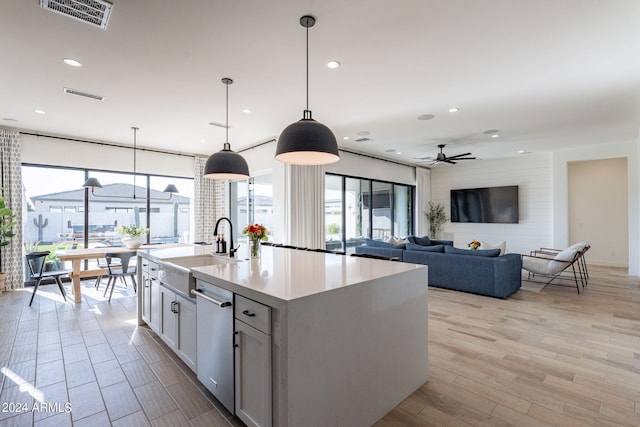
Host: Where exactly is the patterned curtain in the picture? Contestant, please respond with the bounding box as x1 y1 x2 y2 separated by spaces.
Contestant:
284 164 325 248
0 129 23 291
193 156 226 243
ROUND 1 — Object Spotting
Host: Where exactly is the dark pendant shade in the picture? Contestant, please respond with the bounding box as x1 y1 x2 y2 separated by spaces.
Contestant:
204 142 250 180
275 111 339 165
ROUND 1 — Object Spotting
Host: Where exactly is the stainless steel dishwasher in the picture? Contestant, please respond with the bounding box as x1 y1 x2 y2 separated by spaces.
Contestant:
192 279 235 413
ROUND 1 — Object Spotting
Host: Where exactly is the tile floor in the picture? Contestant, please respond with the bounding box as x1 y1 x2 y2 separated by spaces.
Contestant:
0 278 242 427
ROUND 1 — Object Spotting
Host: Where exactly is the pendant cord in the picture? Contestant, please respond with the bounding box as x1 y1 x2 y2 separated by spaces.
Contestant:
306 23 309 111
132 126 137 197
226 82 229 144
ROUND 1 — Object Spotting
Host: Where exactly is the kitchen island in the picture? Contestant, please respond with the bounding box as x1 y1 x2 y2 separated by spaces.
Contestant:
137 244 428 427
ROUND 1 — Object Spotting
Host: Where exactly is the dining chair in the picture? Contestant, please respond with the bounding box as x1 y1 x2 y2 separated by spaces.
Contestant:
26 251 70 307
102 251 137 302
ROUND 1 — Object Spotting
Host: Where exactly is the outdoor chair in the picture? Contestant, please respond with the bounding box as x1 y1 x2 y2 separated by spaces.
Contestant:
102 251 137 302
26 251 70 306
521 245 584 293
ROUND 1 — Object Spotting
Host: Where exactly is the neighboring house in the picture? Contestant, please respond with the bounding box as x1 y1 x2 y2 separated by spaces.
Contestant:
27 183 190 244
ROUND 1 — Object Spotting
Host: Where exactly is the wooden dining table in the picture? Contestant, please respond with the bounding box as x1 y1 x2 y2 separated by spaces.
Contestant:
57 243 186 303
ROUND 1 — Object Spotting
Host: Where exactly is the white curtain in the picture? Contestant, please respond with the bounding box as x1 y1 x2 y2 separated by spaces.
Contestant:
0 129 23 291
193 157 226 243
415 167 431 237
284 164 325 248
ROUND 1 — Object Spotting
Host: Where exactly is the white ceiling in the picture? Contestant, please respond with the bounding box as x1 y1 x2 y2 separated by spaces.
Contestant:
2 0 640 166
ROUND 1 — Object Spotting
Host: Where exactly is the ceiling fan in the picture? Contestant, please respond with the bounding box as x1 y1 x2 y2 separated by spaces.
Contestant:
414 144 476 165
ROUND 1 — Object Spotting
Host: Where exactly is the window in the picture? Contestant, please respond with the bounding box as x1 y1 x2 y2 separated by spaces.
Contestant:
230 174 273 243
324 173 414 253
22 164 193 255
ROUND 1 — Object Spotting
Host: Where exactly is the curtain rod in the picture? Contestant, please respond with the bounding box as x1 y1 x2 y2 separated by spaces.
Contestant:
20 131 196 159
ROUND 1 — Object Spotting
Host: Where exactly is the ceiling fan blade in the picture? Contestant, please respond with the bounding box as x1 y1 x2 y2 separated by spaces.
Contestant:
452 156 476 160
444 159 456 164
447 152 472 159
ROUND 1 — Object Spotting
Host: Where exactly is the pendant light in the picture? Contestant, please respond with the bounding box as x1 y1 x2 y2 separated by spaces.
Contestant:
275 15 339 165
82 127 179 199
204 78 250 180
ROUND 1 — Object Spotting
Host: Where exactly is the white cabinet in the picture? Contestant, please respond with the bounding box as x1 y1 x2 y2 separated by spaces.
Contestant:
140 259 160 333
160 284 197 371
234 295 272 427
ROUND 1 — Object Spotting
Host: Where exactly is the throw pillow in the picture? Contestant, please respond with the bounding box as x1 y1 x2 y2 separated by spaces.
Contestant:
480 241 506 256
406 243 444 252
444 245 501 257
365 238 406 250
407 235 432 246
388 236 409 245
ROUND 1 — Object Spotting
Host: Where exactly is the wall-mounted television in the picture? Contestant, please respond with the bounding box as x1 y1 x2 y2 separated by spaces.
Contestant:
450 185 519 224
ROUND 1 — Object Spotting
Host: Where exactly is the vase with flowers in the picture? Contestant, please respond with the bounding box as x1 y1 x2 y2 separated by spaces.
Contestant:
242 224 268 258
468 239 481 250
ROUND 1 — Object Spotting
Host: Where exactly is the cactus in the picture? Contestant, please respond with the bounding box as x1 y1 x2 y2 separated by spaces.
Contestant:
173 202 179 237
134 206 140 228
33 214 48 241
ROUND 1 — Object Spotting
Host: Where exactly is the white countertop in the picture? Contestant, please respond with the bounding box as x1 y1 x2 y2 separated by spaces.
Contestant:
140 244 427 306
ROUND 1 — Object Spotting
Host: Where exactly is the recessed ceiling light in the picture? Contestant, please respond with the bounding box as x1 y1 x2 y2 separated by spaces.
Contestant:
397 151 403 155
242 109 252 114
200 139 206 143
34 109 46 114
448 108 459 113
63 58 83 67
417 114 435 121
518 150 531 155
327 60 340 69
343 136 349 140
491 134 500 138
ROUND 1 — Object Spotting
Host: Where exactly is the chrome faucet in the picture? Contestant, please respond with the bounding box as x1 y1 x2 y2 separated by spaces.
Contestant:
213 217 238 257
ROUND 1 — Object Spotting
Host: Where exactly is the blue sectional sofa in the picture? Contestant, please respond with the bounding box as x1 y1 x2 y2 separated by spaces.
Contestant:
354 237 522 298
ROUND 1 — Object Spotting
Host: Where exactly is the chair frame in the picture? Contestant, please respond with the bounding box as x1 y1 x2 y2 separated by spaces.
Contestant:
521 250 584 293
26 251 70 306
532 244 590 284
102 251 137 302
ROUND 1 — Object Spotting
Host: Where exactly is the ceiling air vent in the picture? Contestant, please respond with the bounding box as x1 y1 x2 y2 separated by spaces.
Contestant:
63 87 104 101
40 0 113 30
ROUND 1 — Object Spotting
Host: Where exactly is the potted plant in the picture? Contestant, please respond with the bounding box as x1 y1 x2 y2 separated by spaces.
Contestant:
117 225 149 249
0 188 17 292
425 201 448 239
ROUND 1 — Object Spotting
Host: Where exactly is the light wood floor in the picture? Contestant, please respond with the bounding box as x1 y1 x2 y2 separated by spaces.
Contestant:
378 265 640 427
1 266 638 426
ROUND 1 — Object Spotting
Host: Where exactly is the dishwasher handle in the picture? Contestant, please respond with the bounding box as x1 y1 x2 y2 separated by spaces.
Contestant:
191 288 232 307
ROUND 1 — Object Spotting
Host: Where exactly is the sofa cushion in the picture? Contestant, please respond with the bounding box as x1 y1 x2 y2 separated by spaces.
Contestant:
407 236 432 246
549 247 579 272
480 241 506 256
365 238 406 250
444 245 501 257
406 243 444 252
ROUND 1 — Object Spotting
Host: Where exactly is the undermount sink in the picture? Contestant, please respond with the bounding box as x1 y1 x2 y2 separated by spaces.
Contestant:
158 253 237 297
163 253 236 269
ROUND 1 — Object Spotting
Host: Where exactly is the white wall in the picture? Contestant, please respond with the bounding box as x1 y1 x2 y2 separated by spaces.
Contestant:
429 153 554 255
326 151 415 185
553 140 639 275
568 158 628 268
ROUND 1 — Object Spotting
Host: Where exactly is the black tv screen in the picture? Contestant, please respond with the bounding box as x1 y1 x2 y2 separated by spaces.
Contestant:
450 185 519 223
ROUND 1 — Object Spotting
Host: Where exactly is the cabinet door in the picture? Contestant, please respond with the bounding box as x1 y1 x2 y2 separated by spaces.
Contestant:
141 271 151 324
175 294 197 372
149 276 161 333
235 320 272 427
160 286 177 348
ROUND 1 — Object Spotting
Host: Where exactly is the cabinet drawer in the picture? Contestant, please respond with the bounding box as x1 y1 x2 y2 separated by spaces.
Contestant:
148 260 159 278
235 295 271 334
